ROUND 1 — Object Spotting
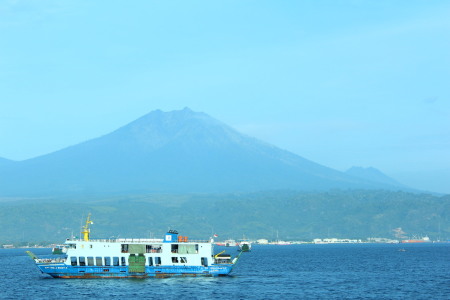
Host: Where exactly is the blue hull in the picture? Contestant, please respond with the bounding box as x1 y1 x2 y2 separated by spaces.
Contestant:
37 263 233 278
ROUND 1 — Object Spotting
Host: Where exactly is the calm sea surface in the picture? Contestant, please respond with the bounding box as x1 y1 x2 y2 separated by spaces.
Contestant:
1 243 449 299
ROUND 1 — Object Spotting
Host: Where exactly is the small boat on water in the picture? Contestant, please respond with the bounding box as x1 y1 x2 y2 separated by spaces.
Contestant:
27 214 242 278
238 241 252 252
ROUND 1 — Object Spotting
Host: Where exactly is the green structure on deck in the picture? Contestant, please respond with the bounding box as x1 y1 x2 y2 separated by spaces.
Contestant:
128 254 146 273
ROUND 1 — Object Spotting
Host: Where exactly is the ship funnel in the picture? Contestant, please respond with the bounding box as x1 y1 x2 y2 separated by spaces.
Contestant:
164 230 179 243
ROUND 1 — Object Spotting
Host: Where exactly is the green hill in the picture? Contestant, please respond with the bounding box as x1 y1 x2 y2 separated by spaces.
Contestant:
1 190 448 244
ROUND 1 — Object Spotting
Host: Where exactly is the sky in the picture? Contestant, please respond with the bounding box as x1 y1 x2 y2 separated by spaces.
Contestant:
0 0 449 193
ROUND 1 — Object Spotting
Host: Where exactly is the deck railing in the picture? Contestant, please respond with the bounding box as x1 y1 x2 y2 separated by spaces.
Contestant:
66 238 211 243
36 258 66 264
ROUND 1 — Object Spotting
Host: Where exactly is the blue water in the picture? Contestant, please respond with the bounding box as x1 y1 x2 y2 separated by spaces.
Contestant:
1 244 449 299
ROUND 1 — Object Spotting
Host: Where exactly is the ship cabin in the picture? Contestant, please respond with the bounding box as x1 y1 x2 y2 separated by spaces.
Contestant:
62 229 229 269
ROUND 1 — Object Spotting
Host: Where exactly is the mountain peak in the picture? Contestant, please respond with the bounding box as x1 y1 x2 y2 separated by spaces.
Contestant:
109 108 233 151
0 110 411 196
131 108 212 127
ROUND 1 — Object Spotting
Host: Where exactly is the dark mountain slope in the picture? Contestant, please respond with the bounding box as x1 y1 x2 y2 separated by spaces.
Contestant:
0 108 405 196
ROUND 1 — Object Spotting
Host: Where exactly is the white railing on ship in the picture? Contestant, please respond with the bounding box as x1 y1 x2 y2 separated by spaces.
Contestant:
66 238 163 243
116 238 164 243
36 258 66 263
66 238 211 243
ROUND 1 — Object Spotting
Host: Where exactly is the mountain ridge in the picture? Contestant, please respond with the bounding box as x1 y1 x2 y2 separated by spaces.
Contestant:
0 108 408 196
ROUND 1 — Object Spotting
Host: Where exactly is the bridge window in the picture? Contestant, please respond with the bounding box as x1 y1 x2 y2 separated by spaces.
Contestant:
121 244 129 253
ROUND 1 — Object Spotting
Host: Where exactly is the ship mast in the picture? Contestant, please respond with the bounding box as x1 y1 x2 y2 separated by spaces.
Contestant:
81 213 93 241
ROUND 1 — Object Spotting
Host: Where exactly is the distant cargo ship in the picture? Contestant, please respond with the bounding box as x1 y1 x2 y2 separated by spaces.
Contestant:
401 236 431 243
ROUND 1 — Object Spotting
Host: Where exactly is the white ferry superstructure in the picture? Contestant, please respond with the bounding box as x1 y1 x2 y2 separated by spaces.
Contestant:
27 215 241 278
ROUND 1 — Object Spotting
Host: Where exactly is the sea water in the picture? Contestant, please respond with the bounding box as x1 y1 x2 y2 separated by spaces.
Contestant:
1 243 449 299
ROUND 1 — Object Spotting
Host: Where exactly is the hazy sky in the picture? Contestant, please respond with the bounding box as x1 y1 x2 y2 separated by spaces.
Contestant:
0 1 449 193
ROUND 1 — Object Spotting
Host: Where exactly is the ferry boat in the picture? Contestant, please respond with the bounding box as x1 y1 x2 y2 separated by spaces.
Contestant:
238 241 252 252
27 215 242 278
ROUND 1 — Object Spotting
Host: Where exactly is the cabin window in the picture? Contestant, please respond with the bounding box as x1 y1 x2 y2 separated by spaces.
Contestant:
96 257 103 266
70 257 77 266
146 244 162 253
113 257 119 266
171 257 179 263
68 243 76 249
171 244 179 253
121 244 129 253
87 257 94 266
104 257 111 266
155 257 161 265
79 257 86 266
178 244 196 254
201 257 208 267
121 257 126 266
148 257 153 266
180 257 187 264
